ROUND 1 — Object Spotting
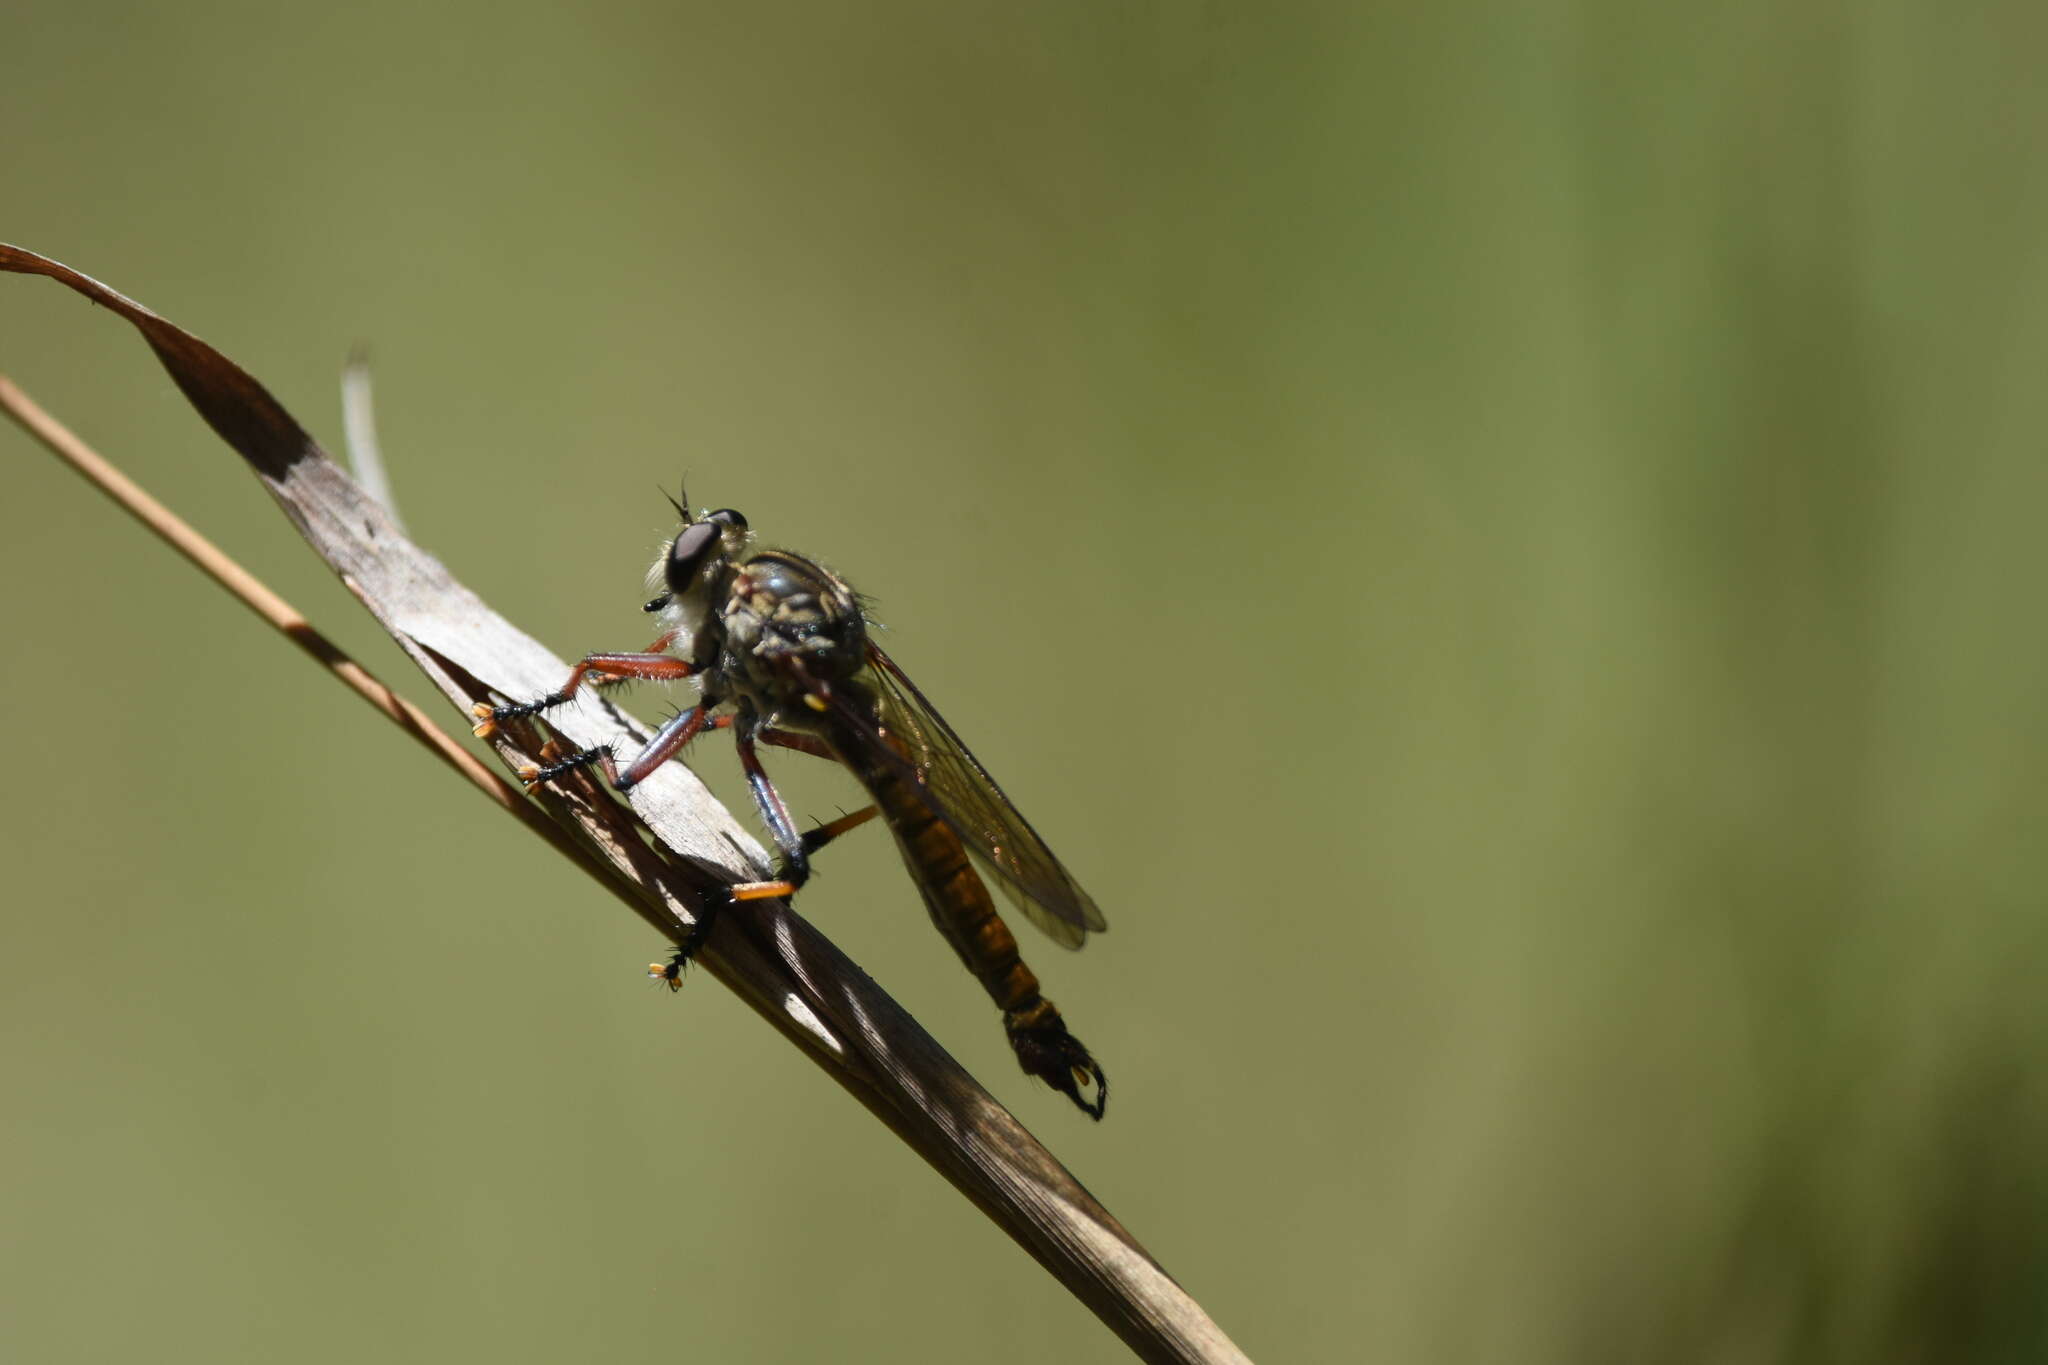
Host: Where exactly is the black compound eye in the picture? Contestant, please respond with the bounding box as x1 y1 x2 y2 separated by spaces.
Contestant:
664 521 721 594
706 508 748 531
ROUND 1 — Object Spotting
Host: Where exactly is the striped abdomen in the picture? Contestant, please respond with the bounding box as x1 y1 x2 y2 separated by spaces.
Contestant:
834 728 1105 1118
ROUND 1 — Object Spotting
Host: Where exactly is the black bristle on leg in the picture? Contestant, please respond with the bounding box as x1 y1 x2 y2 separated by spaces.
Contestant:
521 744 613 787
492 690 571 723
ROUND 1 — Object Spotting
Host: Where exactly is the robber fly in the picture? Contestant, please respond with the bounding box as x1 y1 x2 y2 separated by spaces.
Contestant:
472 500 1109 1119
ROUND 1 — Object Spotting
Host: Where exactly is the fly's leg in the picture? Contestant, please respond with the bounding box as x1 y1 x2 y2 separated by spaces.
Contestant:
624 703 733 990
541 700 842 785
471 650 694 734
610 703 717 790
751 728 836 761
478 629 697 792
798 804 882 855
612 711 872 985
498 682 874 975
470 629 690 737
650 800 878 989
725 714 880 903
728 716 814 902
506 720 681 797
735 725 875 861
513 740 620 794
649 897 721 991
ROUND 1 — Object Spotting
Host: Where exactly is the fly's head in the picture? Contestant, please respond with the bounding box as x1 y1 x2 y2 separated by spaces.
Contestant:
643 505 751 650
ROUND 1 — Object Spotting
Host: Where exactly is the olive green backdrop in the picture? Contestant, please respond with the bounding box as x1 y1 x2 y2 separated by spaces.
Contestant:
7 4 2048 1362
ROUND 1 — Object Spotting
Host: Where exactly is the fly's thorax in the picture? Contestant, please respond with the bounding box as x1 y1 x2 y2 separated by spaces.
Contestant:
711 548 868 713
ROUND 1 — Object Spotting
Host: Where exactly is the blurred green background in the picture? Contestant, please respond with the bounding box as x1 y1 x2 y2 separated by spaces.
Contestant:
6 3 2048 1361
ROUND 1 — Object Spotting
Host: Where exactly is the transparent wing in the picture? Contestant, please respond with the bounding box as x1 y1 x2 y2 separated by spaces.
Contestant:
853 641 1106 948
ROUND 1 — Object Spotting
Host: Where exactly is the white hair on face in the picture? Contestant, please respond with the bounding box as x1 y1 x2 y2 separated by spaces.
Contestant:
645 537 673 596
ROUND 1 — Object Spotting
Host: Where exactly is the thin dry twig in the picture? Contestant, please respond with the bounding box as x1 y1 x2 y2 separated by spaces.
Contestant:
1 244 1250 1365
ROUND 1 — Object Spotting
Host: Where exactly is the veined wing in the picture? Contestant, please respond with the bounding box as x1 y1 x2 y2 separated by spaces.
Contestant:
849 641 1106 948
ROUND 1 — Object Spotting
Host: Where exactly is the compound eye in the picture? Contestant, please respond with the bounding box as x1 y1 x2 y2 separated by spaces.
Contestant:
706 508 748 532
664 521 721 594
